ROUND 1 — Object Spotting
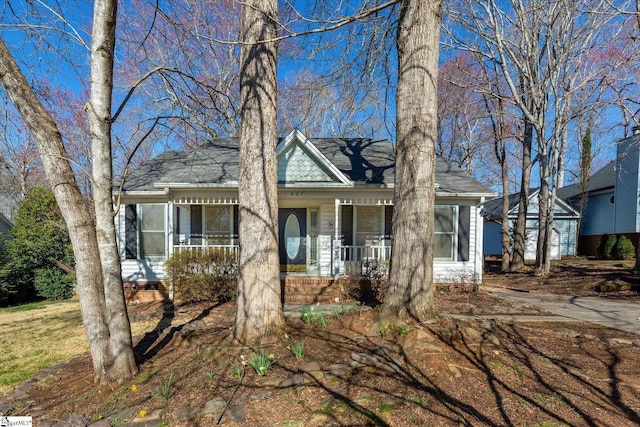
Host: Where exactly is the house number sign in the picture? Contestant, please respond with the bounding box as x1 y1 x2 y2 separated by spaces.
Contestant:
290 191 304 196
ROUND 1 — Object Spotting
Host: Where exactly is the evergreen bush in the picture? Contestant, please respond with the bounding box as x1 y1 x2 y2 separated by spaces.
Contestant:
165 248 237 304
34 268 75 300
614 235 635 260
596 234 617 259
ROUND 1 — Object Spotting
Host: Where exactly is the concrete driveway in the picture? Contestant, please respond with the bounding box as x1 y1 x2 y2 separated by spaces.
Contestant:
484 286 640 335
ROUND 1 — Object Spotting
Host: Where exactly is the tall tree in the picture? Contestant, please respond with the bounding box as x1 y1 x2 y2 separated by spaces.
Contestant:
234 0 284 343
382 0 442 322
0 0 137 383
87 0 137 380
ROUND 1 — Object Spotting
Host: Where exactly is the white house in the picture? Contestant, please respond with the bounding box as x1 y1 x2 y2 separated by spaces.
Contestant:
115 130 495 303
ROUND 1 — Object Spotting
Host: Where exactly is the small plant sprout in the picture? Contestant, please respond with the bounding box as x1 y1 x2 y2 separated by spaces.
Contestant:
397 324 410 336
379 323 388 339
317 313 328 328
155 372 174 401
301 305 314 324
291 340 305 359
250 350 274 376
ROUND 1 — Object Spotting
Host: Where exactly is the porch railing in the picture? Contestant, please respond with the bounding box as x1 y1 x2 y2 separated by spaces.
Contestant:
173 244 239 260
339 244 392 262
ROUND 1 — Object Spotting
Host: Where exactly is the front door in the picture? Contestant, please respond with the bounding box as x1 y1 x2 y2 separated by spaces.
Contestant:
279 208 307 272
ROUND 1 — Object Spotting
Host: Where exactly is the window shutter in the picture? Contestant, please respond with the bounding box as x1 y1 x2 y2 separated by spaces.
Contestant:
125 204 137 259
457 205 470 262
341 205 353 246
233 205 239 242
384 205 393 237
191 205 203 245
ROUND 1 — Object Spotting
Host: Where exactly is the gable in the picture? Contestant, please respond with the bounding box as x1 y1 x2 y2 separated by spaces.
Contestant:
278 142 336 183
277 129 352 185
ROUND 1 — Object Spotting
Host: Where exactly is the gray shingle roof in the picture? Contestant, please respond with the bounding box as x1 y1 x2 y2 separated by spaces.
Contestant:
556 160 615 200
121 136 493 196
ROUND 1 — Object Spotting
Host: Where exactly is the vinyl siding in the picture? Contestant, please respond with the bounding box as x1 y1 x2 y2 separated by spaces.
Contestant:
434 204 479 284
614 138 640 233
581 192 615 235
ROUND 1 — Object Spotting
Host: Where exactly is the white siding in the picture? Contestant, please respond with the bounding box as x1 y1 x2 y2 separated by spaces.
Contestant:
318 203 335 276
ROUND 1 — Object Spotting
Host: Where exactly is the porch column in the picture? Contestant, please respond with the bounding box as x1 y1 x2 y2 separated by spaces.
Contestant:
334 197 340 276
167 197 174 300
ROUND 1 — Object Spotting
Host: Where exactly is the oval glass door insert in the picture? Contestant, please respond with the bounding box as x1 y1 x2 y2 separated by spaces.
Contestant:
284 213 301 260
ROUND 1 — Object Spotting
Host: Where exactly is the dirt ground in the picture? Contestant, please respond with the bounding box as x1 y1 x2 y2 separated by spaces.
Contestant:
2 260 640 426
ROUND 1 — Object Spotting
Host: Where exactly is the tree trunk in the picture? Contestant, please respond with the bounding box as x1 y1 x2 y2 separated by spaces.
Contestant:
510 117 533 271
234 0 284 343
500 154 511 272
382 0 441 323
87 0 137 380
0 39 116 383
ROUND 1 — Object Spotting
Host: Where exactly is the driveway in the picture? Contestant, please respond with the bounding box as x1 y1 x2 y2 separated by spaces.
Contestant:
484 286 640 335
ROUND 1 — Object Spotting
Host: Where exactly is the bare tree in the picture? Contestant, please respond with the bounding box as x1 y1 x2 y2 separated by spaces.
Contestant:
0 0 137 383
234 0 284 343
87 0 137 380
382 0 441 322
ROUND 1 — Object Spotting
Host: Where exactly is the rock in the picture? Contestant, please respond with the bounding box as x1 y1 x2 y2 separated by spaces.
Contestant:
350 361 367 369
0 404 13 416
481 319 499 330
262 377 282 388
557 327 579 338
415 342 443 352
111 407 138 421
60 414 90 427
226 405 246 422
281 374 304 388
324 364 351 379
485 334 501 346
204 397 227 415
633 340 640 347
88 420 110 427
365 321 383 337
449 365 462 378
581 334 600 341
464 327 483 342
608 338 634 345
171 406 200 422
299 361 322 373
439 326 461 344
250 391 270 400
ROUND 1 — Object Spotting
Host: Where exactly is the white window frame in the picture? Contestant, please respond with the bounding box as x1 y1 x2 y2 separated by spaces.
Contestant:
138 203 167 259
434 205 458 261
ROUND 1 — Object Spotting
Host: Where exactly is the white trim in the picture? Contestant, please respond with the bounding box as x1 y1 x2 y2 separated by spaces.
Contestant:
337 197 394 206
174 196 239 205
277 129 353 185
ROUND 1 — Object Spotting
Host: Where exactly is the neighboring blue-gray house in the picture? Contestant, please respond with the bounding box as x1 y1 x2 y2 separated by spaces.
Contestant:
0 212 13 241
558 131 640 255
116 129 495 302
483 189 580 260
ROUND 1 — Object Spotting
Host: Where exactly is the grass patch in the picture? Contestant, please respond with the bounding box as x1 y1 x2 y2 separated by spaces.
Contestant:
0 300 162 396
0 300 52 313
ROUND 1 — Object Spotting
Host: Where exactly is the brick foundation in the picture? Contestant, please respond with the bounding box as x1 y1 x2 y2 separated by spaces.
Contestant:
280 277 346 305
124 281 169 303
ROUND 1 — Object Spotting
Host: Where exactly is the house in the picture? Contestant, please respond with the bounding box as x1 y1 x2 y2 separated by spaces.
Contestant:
116 129 495 303
0 212 13 241
557 130 640 255
482 189 580 260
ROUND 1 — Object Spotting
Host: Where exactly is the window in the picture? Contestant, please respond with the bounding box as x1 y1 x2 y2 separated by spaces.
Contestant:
204 205 232 245
139 204 166 258
355 206 383 246
435 205 457 260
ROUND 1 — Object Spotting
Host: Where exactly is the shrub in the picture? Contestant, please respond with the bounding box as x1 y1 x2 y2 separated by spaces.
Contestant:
34 268 74 300
3 187 74 305
165 248 237 304
596 234 617 259
614 235 635 260
343 259 388 306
